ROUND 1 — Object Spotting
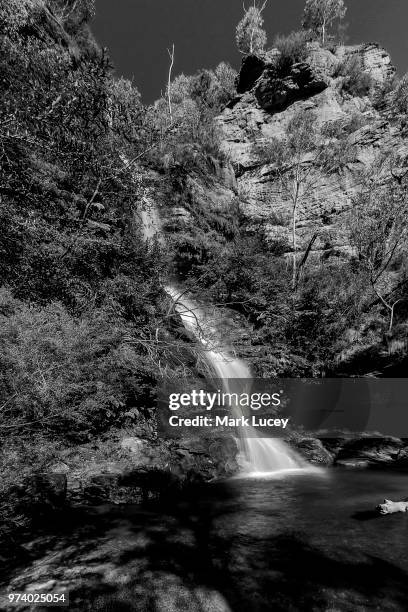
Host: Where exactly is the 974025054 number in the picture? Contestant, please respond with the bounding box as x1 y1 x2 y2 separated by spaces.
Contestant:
7 593 68 606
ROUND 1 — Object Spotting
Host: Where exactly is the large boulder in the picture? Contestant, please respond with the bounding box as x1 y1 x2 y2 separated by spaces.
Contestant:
334 436 404 466
57 432 240 507
10 473 68 514
236 54 270 94
255 62 329 113
289 437 333 465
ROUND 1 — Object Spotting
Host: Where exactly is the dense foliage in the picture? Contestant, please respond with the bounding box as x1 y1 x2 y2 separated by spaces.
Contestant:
0 0 191 538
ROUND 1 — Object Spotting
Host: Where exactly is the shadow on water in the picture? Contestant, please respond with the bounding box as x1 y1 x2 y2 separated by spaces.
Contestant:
351 509 381 521
3 472 408 612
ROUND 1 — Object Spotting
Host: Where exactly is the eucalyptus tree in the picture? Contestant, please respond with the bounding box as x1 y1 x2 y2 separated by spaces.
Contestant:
236 1 268 55
302 0 347 45
255 110 321 290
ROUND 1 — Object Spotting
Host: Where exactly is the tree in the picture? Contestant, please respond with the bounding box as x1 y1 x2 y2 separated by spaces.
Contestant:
167 43 175 124
236 1 268 55
52 0 96 22
214 62 237 100
347 165 408 332
254 110 321 290
302 0 347 45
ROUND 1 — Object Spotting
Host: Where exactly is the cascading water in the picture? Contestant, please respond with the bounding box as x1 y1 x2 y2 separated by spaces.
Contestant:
137 180 317 477
166 287 313 477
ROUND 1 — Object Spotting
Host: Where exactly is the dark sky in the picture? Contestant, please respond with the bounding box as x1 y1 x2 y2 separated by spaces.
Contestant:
93 0 408 104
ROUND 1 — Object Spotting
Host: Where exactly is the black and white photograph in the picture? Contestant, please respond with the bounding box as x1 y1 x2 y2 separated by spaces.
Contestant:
1 1 408 610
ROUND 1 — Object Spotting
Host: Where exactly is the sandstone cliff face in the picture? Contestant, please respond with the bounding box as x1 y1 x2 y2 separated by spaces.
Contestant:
216 42 405 255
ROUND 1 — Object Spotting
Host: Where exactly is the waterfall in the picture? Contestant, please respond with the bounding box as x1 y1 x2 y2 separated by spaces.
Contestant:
167 287 313 478
137 178 317 478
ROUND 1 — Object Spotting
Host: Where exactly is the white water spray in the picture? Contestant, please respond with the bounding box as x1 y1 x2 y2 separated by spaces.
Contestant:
138 183 317 478
166 288 313 478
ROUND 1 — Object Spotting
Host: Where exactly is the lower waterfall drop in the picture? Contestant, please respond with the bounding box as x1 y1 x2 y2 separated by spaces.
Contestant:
166 286 317 478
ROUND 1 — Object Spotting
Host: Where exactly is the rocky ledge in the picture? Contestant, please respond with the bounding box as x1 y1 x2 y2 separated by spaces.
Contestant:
291 435 408 469
6 433 240 521
216 42 406 255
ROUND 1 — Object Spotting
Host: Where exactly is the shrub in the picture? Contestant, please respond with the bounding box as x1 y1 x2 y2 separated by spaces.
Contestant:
321 113 367 139
252 136 285 165
273 30 310 76
0 0 29 35
0 289 157 442
320 139 357 173
335 55 373 97
321 120 345 139
214 62 237 100
149 64 234 172
391 74 408 114
344 112 369 134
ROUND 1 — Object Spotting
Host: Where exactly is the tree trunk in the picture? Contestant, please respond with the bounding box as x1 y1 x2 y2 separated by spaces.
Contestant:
291 172 301 291
167 44 175 124
294 232 318 290
321 11 327 45
292 200 298 290
389 300 402 332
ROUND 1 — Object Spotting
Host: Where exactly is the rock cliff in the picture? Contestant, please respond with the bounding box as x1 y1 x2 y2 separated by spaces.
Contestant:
216 42 406 256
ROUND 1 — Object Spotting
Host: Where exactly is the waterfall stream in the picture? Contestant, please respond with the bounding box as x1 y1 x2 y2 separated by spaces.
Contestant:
166 287 313 477
138 191 317 477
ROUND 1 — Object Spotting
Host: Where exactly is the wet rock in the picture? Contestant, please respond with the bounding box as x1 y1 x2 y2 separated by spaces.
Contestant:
377 498 408 515
118 467 179 501
66 477 83 502
83 484 109 503
335 437 403 466
290 438 333 465
121 436 144 454
336 459 371 469
32 473 67 508
395 448 408 466
7 473 67 517
89 473 119 488
48 462 70 474
59 433 240 507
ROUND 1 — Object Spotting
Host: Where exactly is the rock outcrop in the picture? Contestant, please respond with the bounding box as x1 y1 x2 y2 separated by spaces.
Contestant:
44 434 241 507
216 42 405 255
292 435 408 469
255 61 329 112
289 437 334 465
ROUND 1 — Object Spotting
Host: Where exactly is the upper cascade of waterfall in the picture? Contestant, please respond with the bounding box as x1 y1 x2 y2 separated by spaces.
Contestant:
164 286 251 380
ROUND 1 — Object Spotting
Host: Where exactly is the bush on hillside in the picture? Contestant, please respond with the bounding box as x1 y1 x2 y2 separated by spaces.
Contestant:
391 74 408 115
273 30 310 76
335 55 373 97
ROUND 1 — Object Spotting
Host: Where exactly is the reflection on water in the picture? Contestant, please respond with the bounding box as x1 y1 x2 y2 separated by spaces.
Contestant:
205 469 408 612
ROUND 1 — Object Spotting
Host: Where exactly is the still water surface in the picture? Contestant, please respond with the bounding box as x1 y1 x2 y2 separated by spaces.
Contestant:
4 469 408 612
